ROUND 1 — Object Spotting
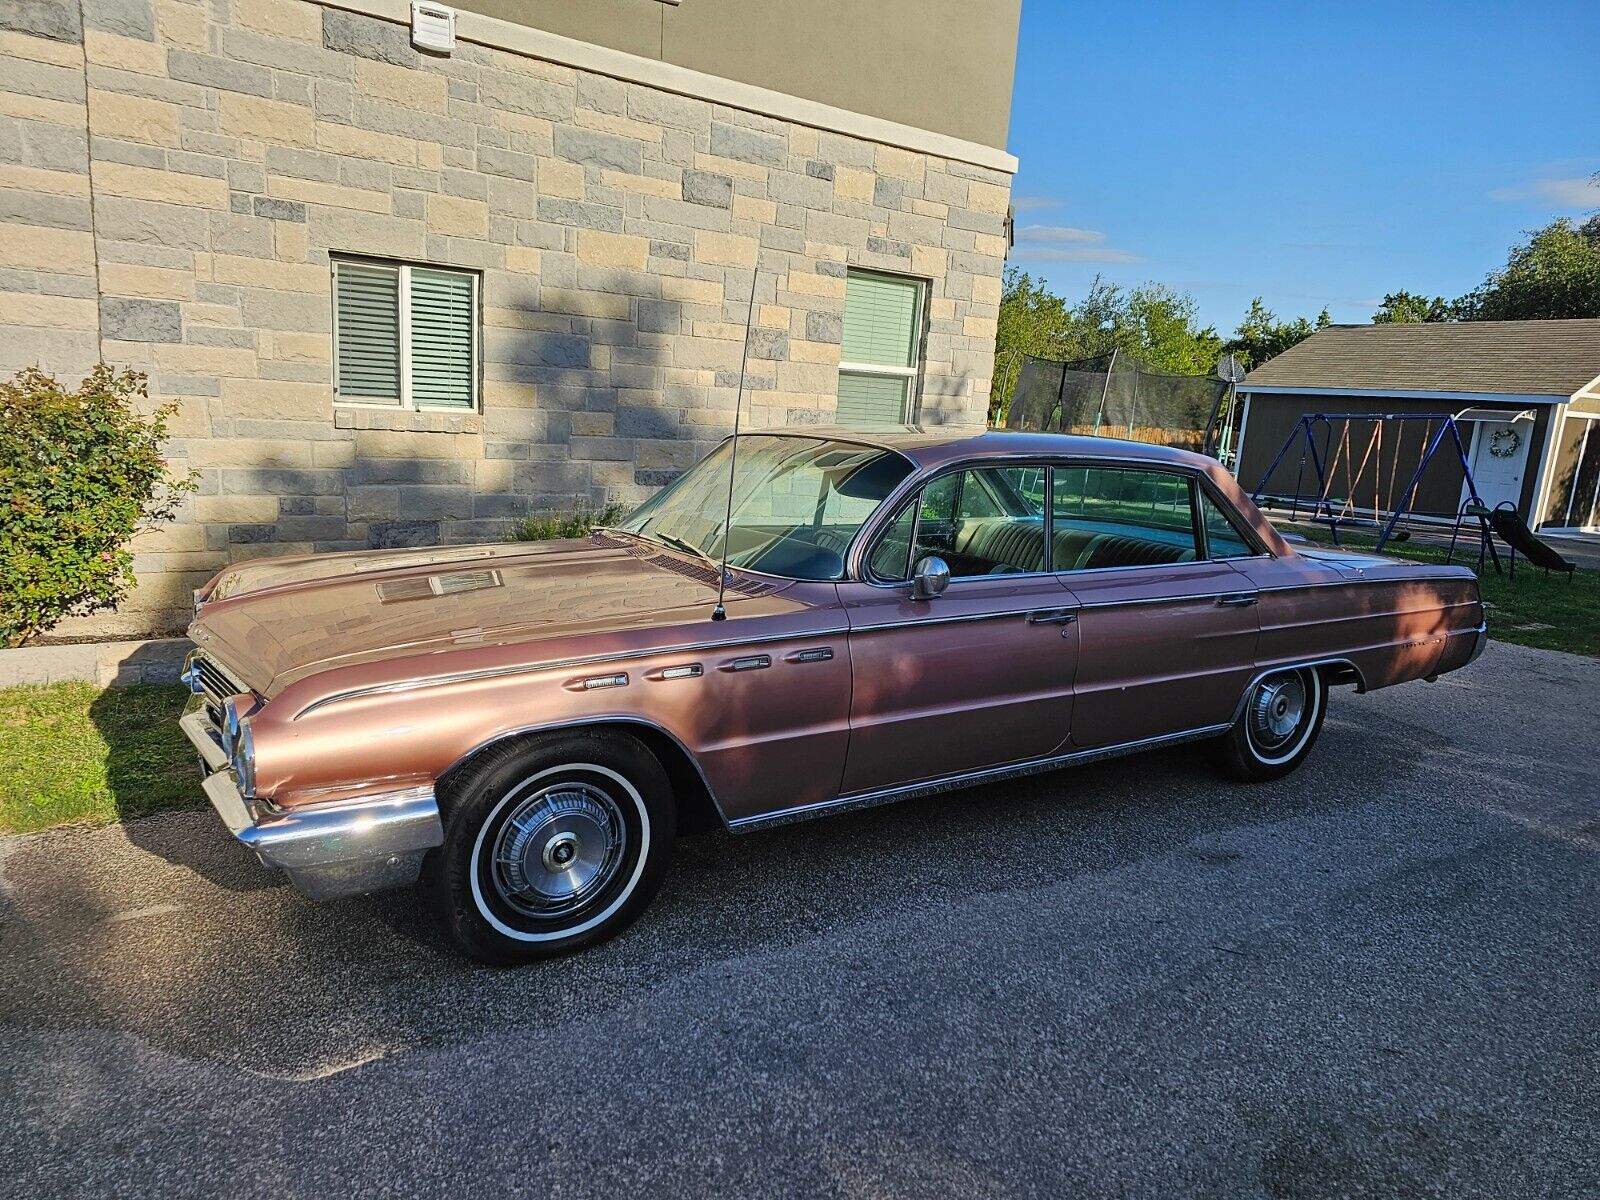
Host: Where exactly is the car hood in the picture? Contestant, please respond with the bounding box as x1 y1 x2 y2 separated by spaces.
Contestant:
189 535 783 696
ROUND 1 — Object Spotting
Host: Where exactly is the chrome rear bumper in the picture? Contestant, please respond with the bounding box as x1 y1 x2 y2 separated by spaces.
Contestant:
1466 619 1489 665
179 709 443 901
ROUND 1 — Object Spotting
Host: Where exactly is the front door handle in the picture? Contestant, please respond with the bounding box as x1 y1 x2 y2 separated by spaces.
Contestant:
1217 594 1259 607
1027 608 1079 625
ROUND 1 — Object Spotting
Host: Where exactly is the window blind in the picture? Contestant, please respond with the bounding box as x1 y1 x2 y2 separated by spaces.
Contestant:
409 267 475 409
836 372 909 424
841 272 920 367
335 262 401 402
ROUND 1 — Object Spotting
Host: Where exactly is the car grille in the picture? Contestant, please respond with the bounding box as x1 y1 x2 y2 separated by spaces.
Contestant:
188 652 250 738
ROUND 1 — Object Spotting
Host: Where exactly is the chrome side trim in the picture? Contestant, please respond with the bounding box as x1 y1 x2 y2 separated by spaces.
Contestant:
852 608 1044 634
858 590 1256 629
728 723 1233 831
1073 590 1245 612
293 625 852 718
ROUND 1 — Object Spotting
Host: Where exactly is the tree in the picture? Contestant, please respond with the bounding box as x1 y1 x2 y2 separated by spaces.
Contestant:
1372 290 1455 323
991 270 1223 418
1224 298 1331 369
1454 215 1600 320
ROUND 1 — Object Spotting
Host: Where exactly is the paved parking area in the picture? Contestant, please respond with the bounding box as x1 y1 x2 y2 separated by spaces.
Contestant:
2 641 1596 1199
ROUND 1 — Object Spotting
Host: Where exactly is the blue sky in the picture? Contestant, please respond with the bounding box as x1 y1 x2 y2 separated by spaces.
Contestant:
1004 0 1600 332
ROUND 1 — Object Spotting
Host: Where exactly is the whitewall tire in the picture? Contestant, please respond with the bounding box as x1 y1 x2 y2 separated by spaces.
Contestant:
428 731 676 963
1213 666 1328 782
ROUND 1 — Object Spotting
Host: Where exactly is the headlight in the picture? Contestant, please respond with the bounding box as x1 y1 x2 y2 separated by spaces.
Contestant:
180 650 204 695
231 719 256 797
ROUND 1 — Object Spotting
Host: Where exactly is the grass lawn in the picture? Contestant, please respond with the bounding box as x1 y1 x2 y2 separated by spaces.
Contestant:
0 682 200 835
1289 525 1599 658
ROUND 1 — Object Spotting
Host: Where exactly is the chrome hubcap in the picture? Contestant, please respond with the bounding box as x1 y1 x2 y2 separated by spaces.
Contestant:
1249 674 1307 751
491 784 626 918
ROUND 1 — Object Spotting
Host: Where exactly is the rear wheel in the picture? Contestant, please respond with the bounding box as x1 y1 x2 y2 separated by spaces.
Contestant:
428 731 676 964
1213 666 1327 781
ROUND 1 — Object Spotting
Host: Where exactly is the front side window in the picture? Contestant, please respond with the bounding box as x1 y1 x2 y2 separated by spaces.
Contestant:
869 466 1046 580
617 434 913 580
836 270 925 425
334 258 478 410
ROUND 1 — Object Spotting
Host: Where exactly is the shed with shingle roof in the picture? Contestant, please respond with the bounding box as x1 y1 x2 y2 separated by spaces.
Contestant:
1235 319 1600 531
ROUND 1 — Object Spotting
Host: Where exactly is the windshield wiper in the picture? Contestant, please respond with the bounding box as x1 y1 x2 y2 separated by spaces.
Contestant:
649 531 718 566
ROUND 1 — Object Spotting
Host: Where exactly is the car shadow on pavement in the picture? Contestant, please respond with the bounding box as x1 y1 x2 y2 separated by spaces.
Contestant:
86 685 283 894
3 701 1439 1086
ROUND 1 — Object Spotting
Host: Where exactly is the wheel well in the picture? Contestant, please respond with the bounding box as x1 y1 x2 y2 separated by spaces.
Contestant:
435 722 726 835
1317 660 1366 692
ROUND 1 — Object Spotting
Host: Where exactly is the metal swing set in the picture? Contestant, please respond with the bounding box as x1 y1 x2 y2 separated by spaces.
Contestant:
1249 411 1497 559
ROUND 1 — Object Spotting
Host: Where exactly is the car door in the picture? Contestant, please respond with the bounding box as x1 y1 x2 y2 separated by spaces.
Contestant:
1052 463 1261 749
837 464 1080 795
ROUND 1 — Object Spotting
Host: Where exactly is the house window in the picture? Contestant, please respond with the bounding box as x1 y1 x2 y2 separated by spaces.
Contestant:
837 269 924 425
334 258 478 410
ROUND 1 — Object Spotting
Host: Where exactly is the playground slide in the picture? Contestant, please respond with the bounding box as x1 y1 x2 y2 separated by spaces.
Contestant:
1486 506 1577 575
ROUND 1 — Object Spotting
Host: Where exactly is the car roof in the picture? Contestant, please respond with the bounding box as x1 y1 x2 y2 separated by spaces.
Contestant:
737 424 1216 471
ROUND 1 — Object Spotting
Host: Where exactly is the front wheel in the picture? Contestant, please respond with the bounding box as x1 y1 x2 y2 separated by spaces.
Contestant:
1212 666 1328 781
427 731 676 964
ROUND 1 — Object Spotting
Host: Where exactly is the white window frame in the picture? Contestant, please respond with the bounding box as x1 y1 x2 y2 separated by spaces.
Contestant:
332 256 481 413
838 269 927 423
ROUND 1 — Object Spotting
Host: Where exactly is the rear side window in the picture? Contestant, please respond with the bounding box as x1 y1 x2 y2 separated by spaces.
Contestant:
1051 467 1199 570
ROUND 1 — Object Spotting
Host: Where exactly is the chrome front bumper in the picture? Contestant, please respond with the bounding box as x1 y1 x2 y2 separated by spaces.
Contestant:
179 709 443 901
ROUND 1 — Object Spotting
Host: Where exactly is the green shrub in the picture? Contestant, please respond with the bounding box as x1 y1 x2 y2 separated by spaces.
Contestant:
1 366 197 648
509 498 624 542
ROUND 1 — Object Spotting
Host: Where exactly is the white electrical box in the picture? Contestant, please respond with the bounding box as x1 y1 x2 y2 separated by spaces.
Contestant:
411 2 456 54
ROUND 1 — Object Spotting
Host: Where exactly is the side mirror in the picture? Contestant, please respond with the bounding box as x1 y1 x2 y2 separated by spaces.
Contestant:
910 555 950 601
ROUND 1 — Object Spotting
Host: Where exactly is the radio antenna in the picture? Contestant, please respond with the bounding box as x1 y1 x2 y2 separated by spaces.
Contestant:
712 261 761 622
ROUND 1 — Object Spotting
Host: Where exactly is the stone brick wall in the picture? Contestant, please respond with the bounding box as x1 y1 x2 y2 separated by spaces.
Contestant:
0 0 1011 638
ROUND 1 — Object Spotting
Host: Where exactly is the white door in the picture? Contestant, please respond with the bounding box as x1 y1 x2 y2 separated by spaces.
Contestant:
1464 419 1532 512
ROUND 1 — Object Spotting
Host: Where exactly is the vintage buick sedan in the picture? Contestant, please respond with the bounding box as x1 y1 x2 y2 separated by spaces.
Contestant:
180 428 1486 961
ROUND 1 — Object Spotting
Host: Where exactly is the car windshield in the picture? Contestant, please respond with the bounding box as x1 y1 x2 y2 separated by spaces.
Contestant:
616 434 915 580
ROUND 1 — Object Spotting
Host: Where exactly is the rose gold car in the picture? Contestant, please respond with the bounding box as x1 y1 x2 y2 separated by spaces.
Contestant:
179 428 1486 961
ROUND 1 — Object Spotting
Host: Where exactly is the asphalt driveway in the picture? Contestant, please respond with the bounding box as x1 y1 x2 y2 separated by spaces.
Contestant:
2 641 1596 1199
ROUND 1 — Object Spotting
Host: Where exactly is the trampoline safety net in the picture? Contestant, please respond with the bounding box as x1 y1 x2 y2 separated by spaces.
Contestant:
1002 351 1229 456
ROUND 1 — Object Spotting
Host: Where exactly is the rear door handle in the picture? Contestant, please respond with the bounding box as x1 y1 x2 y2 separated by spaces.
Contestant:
1217 594 1259 607
1027 608 1079 625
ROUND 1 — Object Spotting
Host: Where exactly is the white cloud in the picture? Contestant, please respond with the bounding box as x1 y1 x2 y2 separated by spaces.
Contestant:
1489 175 1600 209
1010 195 1062 212
1012 222 1138 263
1016 224 1106 245
1013 246 1144 264
1536 177 1600 207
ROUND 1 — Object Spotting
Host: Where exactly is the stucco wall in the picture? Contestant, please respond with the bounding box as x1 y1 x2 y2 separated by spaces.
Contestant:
451 0 1024 150
0 0 1012 638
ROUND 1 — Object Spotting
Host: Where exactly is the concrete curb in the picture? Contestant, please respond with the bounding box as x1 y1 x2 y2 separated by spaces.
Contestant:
0 638 192 689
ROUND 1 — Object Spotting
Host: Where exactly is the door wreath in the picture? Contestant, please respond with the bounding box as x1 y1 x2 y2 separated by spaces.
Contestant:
1488 428 1521 459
